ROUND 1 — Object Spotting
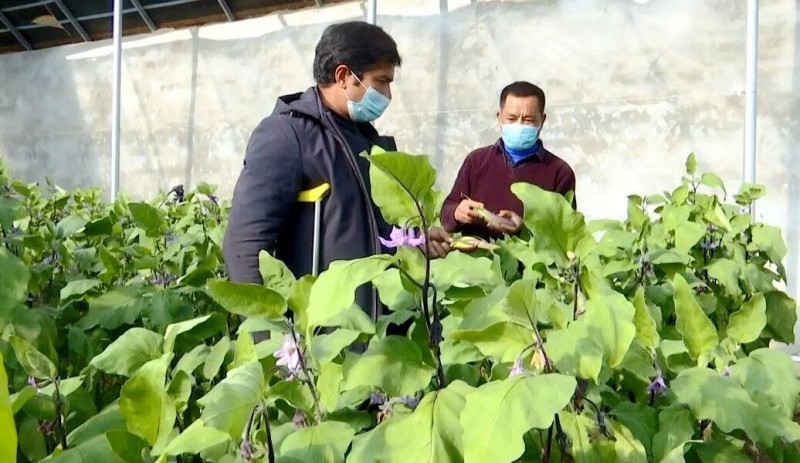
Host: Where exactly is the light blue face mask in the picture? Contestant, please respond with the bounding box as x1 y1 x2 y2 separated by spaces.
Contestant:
344 73 391 122
501 123 540 151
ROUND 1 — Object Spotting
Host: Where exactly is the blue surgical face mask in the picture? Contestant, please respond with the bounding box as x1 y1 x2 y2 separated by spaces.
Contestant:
501 123 540 151
344 73 390 122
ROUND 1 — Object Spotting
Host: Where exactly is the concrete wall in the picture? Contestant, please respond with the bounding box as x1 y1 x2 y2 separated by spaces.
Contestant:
1 0 799 342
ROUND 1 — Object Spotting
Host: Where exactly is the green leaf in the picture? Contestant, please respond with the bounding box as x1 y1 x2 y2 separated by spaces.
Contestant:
232 331 257 369
167 370 193 414
671 367 800 446
343 336 435 397
207 279 286 319
78 286 150 330
90 328 164 377
685 153 697 176
317 362 344 413
128 202 167 236
67 403 126 447
59 278 102 302
559 411 616 463
511 183 587 265
174 344 210 375
733 183 766 205
280 421 355 463
705 259 742 300
55 214 88 238
202 336 230 380
307 255 395 328
695 437 751 463
611 402 658 460
612 421 648 463
9 335 57 380
259 250 297 300
0 247 29 306
163 315 213 354
450 321 532 364
430 252 503 291
83 216 113 237
652 406 695 463
674 222 706 254
460 374 576 463
44 431 146 463
729 348 800 417
763 291 796 343
672 274 718 364
751 224 787 264
310 329 360 367
119 354 176 448
632 287 660 351
0 352 16 463
268 380 314 411
349 380 473 463
585 294 637 368
365 151 436 225
198 361 265 438
547 321 604 382
725 294 766 345
699 172 726 196
159 420 231 457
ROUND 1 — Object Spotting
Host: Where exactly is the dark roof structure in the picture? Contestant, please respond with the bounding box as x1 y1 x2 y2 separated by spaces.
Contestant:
0 0 350 54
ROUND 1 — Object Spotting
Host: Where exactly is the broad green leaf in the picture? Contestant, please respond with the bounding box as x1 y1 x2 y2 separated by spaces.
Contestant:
279 421 355 463
119 354 176 448
725 294 766 345
268 380 315 411
0 352 16 463
343 336 435 397
461 374 576 463
430 252 503 291
349 380 473 463
751 224 787 264
652 406 694 463
206 279 286 319
547 321 604 382
511 182 587 265
366 152 436 225
259 250 296 300
9 335 57 380
763 291 797 343
44 431 145 463
202 336 230 380
167 370 193 413
90 328 164 377
672 274 718 363
163 315 213 354
612 402 658 459
499 278 537 328
128 202 167 236
558 411 616 462
0 247 29 306
685 153 697 176
632 287 659 351
450 321 532 364
705 259 742 300
159 420 231 456
174 344 210 375
198 361 264 438
59 278 102 302
10 387 35 414
733 183 766 205
67 403 126 447
78 286 150 330
705 205 732 232
671 367 800 446
729 348 800 417
232 331 257 368
695 437 750 463
310 329 360 367
612 421 648 463
699 172 726 196
83 216 113 236
55 214 88 238
317 362 344 413
0 196 20 231
584 294 636 367
307 255 395 328
674 222 705 253
317 304 376 334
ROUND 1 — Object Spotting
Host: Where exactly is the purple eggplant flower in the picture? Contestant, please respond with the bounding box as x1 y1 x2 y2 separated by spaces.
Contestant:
293 410 307 429
274 334 302 379
27 375 40 392
369 391 387 406
647 374 668 396
379 226 426 248
701 240 718 250
509 356 525 377
240 439 254 461
397 395 420 410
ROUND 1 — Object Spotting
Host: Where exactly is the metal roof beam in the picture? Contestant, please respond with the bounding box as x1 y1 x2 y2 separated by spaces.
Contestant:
216 0 235 21
52 0 92 41
0 11 32 50
130 0 157 31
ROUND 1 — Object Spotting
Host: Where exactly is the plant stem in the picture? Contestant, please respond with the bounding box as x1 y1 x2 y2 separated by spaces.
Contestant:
53 379 68 450
242 404 258 463
429 284 446 389
554 415 568 455
393 264 425 292
543 424 554 463
260 403 276 463
525 310 554 373
288 321 323 422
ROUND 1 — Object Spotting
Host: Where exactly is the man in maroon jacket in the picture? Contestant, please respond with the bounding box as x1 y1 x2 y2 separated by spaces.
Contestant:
440 81 576 240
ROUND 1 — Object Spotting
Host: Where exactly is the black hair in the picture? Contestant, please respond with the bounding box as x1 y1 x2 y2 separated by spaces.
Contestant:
499 81 546 113
313 21 402 85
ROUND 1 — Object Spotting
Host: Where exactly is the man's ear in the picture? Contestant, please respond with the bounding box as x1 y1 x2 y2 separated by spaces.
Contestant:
541 113 547 126
334 65 350 88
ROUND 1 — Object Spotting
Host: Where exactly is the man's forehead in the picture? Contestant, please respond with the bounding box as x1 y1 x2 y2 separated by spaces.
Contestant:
365 64 395 80
502 95 541 113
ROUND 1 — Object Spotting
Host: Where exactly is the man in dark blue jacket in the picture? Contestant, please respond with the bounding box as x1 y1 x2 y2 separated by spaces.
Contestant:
223 21 451 320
